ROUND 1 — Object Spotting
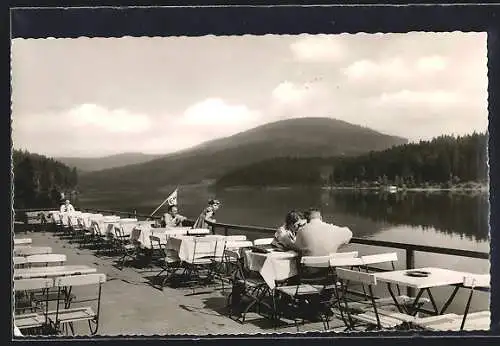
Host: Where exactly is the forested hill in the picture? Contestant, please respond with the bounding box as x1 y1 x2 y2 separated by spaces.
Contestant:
13 150 79 209
79 117 407 191
216 133 488 189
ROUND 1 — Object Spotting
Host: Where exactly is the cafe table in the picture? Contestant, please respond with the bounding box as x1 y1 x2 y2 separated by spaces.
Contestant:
374 267 471 315
14 265 97 279
243 250 298 289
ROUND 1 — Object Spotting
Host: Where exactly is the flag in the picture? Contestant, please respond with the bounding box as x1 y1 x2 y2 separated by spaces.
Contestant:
150 187 179 216
166 188 178 206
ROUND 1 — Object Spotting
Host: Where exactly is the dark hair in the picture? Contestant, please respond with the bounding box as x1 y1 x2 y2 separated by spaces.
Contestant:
208 199 221 206
168 204 178 212
285 210 304 229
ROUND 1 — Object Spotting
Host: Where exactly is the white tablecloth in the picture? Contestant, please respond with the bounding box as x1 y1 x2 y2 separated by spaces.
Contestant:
131 225 191 249
243 250 298 289
166 236 226 262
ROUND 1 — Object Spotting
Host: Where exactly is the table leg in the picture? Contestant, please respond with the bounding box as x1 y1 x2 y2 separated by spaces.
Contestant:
387 283 405 313
425 288 439 315
408 288 426 315
439 285 461 315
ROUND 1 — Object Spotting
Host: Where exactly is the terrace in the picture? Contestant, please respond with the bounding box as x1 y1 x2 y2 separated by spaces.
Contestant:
12 209 491 337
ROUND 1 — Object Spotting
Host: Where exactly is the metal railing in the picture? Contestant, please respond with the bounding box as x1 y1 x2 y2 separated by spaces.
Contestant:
206 220 489 297
13 207 489 297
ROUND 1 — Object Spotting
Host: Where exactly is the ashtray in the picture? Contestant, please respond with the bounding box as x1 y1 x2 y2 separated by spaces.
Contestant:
405 270 431 277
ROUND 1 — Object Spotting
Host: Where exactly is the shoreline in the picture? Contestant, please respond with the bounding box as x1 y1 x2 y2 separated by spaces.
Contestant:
220 185 488 192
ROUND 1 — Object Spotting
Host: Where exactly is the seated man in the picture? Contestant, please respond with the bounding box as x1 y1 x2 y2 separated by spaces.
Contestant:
59 199 75 213
295 208 353 257
161 205 187 227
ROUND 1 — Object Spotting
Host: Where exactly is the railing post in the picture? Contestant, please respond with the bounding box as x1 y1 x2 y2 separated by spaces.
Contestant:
224 227 228 236
406 248 415 297
211 224 216 235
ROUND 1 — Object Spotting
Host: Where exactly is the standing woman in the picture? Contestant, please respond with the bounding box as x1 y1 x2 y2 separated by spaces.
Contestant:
193 199 221 229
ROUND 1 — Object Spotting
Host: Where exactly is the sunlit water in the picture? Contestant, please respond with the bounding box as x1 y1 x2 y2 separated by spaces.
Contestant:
79 186 491 316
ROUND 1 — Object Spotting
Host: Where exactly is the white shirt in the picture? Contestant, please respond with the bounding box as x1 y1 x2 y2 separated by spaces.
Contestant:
60 204 75 213
295 219 353 256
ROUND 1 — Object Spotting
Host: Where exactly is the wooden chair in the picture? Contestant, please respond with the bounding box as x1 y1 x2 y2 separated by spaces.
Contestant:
274 255 336 331
225 249 269 324
14 278 53 334
351 253 430 313
113 226 136 270
46 273 106 336
25 254 67 268
14 246 53 257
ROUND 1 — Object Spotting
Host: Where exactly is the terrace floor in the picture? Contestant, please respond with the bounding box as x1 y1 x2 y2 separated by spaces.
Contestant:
13 227 347 336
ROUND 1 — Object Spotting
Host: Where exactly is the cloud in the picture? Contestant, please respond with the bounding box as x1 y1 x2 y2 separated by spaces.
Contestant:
68 104 152 133
343 58 411 82
181 98 259 126
271 81 316 104
371 90 461 108
416 55 448 73
290 35 347 62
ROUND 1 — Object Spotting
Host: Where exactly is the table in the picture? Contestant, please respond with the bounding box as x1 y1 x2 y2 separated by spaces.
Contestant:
374 267 471 315
14 238 32 245
14 265 97 279
243 250 298 289
131 225 191 249
166 236 225 262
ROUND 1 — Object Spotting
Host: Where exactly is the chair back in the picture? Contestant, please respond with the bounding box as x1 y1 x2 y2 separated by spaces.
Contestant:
26 254 66 266
150 235 164 251
253 238 274 246
336 268 377 285
55 273 106 287
14 246 52 257
329 257 363 268
301 255 332 268
330 251 358 258
14 277 53 291
13 257 28 267
360 252 398 266
463 274 490 289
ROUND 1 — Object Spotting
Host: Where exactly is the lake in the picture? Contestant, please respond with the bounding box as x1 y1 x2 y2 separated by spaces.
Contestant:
78 186 491 315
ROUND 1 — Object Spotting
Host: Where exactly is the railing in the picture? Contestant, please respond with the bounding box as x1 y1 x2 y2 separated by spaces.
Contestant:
13 207 489 298
206 220 489 297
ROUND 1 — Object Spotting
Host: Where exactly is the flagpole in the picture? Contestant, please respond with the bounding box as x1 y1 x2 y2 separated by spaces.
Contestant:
149 186 179 217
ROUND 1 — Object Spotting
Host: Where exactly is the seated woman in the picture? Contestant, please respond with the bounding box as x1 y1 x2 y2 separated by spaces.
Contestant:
161 205 187 227
271 210 306 252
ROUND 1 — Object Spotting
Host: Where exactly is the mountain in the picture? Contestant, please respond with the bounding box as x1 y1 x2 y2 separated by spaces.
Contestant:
79 118 408 191
56 152 163 173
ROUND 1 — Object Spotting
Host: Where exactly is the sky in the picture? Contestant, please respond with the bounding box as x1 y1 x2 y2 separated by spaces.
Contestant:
11 32 488 158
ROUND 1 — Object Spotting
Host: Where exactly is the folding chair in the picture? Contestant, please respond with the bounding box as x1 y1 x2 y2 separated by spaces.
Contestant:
350 253 429 313
333 268 414 331
225 249 269 323
216 240 253 293
274 255 334 331
46 273 106 336
182 238 219 293
14 278 53 334
113 226 137 269
25 254 67 267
